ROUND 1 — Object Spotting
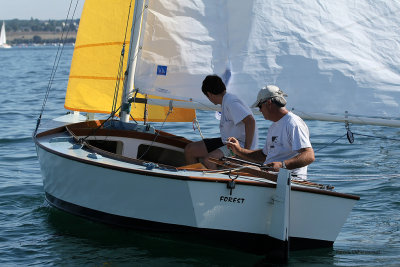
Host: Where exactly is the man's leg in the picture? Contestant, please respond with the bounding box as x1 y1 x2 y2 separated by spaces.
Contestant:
184 140 208 165
203 148 224 169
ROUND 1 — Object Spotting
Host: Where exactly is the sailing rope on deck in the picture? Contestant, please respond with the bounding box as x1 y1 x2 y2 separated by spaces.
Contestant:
202 166 249 174
34 0 80 135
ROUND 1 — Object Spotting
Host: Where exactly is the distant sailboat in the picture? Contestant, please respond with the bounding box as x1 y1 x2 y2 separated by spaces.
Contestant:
0 21 11 49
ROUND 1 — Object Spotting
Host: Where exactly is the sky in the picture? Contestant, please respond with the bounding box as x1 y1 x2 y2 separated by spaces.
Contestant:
0 0 85 20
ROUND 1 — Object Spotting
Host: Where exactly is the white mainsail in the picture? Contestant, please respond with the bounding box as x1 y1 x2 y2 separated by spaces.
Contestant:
0 21 11 48
131 0 400 126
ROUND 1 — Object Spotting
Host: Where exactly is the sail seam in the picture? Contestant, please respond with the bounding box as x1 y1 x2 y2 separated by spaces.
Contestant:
69 75 124 81
74 42 130 49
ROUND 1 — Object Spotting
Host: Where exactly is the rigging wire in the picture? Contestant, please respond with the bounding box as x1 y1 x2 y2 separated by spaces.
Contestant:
314 133 347 153
137 104 174 160
34 0 80 135
313 128 400 154
79 106 121 143
111 0 134 117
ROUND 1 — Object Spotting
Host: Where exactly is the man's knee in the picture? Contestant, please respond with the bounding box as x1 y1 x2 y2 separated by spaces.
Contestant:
184 142 196 155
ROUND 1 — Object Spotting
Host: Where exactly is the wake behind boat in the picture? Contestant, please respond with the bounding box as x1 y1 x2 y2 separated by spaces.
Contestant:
34 0 400 260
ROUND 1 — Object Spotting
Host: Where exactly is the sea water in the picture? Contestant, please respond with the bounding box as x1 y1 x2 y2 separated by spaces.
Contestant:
0 46 399 266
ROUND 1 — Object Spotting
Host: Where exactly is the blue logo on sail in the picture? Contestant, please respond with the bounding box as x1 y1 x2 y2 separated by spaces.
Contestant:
157 65 167 76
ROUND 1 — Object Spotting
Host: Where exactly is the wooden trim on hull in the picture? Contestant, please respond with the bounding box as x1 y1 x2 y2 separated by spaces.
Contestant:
45 192 333 252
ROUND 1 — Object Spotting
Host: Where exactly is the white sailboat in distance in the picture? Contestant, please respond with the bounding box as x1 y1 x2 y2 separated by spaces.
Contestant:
0 21 11 49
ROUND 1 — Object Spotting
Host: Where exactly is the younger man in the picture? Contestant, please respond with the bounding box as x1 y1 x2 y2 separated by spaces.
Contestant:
184 75 258 169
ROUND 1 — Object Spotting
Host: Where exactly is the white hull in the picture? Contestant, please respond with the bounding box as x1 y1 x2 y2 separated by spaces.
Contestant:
0 44 11 49
34 121 358 252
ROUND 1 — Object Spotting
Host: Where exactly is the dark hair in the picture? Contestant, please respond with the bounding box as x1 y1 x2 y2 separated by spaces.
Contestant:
201 75 226 96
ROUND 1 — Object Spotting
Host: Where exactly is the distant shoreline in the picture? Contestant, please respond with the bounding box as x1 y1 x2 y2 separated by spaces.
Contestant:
7 31 77 43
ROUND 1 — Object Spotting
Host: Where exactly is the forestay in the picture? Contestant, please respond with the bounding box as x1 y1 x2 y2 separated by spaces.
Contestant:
133 0 400 124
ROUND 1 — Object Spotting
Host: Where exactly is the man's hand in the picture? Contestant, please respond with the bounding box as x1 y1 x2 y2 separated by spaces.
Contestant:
226 137 241 155
265 161 283 172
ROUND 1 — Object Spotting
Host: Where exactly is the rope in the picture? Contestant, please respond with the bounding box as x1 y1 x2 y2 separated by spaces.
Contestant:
34 0 80 135
192 118 204 139
202 166 249 174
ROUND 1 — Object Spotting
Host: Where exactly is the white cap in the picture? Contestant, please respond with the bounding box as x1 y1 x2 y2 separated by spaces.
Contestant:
250 85 288 108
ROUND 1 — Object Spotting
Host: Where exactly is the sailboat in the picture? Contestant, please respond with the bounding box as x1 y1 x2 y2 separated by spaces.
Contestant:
34 0 400 257
0 21 11 49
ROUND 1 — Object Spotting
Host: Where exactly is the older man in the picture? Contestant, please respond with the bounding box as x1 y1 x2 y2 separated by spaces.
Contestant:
227 85 314 178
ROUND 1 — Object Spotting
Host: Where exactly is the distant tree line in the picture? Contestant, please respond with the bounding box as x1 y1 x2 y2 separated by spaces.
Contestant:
11 36 77 45
5 18 80 32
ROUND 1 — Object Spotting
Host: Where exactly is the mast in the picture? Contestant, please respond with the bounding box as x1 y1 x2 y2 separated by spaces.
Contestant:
120 0 147 122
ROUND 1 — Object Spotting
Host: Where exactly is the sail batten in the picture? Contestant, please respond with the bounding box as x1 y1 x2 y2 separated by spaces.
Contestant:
74 42 130 49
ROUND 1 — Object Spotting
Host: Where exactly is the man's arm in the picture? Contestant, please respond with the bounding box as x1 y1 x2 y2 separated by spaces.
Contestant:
242 115 255 149
266 147 315 170
227 137 265 164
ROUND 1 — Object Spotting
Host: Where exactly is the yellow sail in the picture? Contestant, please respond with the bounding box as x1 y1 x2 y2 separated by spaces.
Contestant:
65 0 195 122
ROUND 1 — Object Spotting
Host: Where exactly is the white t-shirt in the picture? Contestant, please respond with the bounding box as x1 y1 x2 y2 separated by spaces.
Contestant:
220 93 258 149
262 112 312 178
